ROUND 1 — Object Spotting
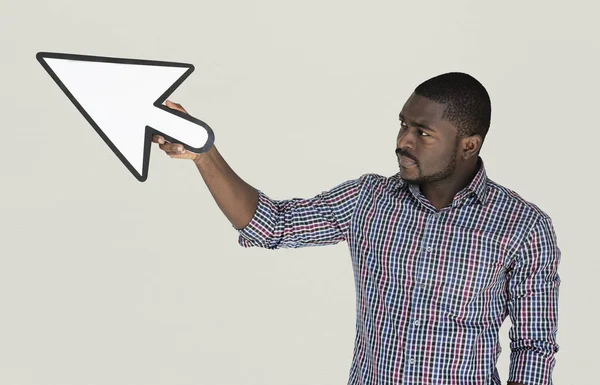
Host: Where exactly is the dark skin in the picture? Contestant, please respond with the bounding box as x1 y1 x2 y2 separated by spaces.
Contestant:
396 93 482 211
397 95 526 385
156 100 525 385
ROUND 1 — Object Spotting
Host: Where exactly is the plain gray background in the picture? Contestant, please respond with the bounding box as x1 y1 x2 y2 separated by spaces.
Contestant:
1 0 598 384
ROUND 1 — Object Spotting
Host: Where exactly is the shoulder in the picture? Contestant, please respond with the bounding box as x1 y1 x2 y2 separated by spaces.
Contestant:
354 172 406 195
486 179 554 225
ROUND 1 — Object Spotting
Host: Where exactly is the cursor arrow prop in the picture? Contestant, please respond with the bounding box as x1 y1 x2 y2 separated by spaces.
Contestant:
37 52 215 182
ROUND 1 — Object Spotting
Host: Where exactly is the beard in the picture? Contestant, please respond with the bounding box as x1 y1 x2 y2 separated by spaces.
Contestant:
396 139 460 185
404 151 457 185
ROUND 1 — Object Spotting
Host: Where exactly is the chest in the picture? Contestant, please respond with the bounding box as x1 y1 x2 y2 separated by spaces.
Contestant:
346 192 522 318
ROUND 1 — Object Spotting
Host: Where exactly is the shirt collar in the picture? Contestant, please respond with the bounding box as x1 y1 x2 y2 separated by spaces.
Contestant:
396 156 489 207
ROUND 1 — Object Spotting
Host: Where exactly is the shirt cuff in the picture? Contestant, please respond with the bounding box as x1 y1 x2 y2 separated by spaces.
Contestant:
508 345 558 385
237 190 276 249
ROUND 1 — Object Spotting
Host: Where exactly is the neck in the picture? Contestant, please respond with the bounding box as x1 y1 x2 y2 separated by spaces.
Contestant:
420 158 480 211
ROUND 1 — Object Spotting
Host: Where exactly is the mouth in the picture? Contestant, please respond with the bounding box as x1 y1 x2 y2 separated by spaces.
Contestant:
399 156 417 168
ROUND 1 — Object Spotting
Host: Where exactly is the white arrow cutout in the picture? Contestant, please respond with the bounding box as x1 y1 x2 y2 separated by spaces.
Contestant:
37 52 214 182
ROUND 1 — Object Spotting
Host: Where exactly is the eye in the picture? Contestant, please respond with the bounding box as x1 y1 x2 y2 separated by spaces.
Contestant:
400 120 408 129
418 129 430 137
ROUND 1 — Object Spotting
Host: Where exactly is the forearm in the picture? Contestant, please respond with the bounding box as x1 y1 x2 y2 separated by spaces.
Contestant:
193 145 259 230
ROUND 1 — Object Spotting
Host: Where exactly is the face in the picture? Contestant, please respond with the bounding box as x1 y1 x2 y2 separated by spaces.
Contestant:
396 93 462 185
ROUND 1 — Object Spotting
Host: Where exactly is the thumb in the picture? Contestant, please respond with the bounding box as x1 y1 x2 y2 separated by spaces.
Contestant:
165 100 188 114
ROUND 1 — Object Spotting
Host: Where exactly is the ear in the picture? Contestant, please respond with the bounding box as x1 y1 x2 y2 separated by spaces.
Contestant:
460 134 482 160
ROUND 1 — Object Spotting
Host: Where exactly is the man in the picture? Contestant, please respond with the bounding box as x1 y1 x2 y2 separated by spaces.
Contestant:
153 73 560 385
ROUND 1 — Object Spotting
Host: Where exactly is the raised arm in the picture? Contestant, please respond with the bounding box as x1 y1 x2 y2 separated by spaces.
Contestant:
153 100 258 230
152 101 365 247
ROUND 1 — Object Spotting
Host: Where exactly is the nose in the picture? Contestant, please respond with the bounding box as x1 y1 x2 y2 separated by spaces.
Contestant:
397 128 415 150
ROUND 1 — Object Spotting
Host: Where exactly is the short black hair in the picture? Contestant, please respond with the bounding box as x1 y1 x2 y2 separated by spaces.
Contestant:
415 72 491 142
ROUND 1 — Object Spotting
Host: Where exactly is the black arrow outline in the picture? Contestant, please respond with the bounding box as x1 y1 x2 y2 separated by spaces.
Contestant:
36 52 215 182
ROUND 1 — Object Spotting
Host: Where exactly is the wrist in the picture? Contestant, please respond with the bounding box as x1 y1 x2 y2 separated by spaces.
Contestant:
192 146 215 166
192 152 206 165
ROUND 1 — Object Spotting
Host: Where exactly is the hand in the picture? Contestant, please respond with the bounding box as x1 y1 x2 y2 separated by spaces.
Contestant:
152 100 203 162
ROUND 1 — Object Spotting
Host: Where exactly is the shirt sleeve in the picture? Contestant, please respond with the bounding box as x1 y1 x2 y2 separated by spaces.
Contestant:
237 175 368 249
507 215 561 385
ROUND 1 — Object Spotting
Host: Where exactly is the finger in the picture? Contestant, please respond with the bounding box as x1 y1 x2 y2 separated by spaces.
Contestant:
159 143 186 154
161 145 185 155
165 100 188 114
169 149 192 158
152 135 165 144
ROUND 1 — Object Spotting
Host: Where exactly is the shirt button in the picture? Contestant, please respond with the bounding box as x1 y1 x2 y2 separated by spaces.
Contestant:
426 246 432 253
409 358 415 365
414 320 420 326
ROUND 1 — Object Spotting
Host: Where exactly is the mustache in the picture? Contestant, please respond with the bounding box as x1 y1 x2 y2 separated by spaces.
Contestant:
395 148 418 163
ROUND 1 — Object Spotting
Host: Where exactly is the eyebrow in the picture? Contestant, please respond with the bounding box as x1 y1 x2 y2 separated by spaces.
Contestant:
399 113 435 131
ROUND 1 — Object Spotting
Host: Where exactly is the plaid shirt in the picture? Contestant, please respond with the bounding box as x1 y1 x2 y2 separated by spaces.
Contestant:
238 157 560 385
